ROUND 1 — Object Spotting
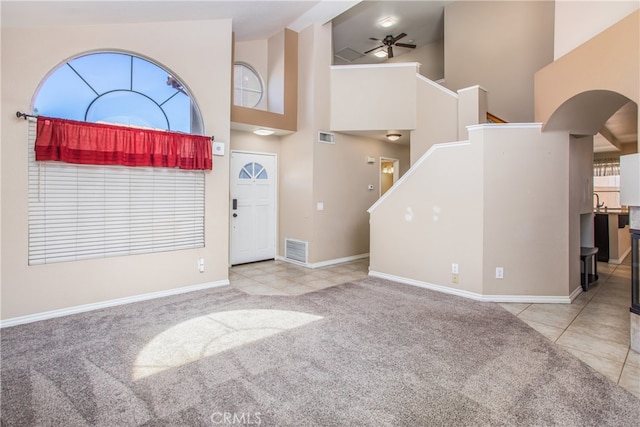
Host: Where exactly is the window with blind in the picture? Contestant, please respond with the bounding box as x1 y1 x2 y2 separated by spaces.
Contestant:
27 120 205 265
28 52 206 265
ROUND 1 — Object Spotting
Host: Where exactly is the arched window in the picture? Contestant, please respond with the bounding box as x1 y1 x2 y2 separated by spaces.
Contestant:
34 52 203 134
233 62 264 108
28 52 206 265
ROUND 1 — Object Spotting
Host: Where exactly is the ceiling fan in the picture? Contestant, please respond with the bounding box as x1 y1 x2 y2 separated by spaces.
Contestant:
364 32 416 58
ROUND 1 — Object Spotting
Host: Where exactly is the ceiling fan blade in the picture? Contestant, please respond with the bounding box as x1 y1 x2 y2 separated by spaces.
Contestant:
395 42 416 49
364 45 384 54
392 32 407 43
387 46 394 58
369 37 382 42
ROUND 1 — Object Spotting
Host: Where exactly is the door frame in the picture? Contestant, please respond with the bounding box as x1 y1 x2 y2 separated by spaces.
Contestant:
379 157 400 197
229 150 279 266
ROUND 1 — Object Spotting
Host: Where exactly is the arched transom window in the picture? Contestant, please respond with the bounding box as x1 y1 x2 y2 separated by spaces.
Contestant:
34 52 203 134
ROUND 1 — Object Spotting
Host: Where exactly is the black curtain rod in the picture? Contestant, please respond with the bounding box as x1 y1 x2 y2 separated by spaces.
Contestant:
15 111 214 140
16 111 37 120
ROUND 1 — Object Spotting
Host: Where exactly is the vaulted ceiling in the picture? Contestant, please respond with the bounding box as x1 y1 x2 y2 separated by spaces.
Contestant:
2 0 636 152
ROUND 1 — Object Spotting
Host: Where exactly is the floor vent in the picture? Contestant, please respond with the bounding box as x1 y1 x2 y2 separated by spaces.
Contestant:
285 238 308 264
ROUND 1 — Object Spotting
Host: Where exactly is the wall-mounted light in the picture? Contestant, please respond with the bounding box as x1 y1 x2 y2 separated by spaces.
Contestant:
374 51 388 58
253 128 274 136
386 133 401 142
377 17 397 28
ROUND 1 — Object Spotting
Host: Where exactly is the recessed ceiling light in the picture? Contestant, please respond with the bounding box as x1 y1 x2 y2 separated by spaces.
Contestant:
378 17 397 28
374 51 388 58
253 128 274 136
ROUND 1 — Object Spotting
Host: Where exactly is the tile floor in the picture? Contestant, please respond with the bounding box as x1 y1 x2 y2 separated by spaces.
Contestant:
230 256 639 398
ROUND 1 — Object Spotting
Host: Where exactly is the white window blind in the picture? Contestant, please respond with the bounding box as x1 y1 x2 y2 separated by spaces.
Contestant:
27 119 205 265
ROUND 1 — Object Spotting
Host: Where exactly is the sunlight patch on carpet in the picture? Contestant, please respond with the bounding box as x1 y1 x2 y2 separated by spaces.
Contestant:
132 309 322 380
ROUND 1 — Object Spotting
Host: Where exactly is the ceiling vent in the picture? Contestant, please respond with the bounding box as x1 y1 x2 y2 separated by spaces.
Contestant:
335 47 364 63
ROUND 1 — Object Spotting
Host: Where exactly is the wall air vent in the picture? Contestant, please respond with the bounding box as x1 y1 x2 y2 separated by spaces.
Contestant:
318 131 336 144
285 238 308 264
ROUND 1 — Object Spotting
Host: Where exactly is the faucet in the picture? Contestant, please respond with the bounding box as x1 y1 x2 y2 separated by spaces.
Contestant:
594 193 605 209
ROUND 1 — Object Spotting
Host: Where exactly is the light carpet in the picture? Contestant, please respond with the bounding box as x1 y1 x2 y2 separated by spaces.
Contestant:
1 277 638 426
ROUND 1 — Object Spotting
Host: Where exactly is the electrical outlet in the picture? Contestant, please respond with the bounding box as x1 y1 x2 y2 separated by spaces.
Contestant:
496 267 504 279
452 273 459 284
198 257 205 273
451 263 459 274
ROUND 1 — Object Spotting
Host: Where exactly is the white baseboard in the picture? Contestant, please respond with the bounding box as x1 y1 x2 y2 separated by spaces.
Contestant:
609 246 632 265
0 279 230 328
276 253 369 269
368 271 572 304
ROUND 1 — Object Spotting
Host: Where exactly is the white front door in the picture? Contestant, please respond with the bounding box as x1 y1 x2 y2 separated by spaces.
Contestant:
230 152 276 265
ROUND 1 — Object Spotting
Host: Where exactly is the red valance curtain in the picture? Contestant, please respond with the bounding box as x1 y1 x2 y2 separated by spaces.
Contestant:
35 116 213 170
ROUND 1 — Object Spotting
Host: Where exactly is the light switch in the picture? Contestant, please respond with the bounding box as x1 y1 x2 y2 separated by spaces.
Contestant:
317 202 324 211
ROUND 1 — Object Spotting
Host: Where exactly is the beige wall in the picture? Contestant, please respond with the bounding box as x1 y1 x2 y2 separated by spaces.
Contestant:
370 124 574 300
481 125 570 297
313 133 409 262
234 39 269 111
330 63 419 132
369 140 484 294
1 20 232 320
386 39 444 81
231 29 298 132
535 10 638 137
554 0 640 60
282 23 411 265
267 31 286 114
444 0 555 123
457 85 488 141
410 75 459 163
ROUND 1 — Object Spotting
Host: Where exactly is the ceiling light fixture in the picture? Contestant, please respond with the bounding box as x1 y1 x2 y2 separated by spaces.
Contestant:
253 128 274 136
377 17 397 28
386 133 401 142
374 50 388 58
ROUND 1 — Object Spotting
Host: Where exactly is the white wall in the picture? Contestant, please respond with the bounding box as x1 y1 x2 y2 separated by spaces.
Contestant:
554 0 640 59
1 20 232 321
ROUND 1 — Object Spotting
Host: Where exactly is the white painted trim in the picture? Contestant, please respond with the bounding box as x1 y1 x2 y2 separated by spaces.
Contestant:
416 74 458 99
330 62 421 71
276 253 369 269
609 246 632 264
368 271 572 304
309 253 369 269
569 285 585 303
0 280 230 328
368 140 470 213
457 84 488 94
467 122 543 132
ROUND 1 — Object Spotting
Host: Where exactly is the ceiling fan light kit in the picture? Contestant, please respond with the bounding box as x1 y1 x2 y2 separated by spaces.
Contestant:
364 32 416 59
